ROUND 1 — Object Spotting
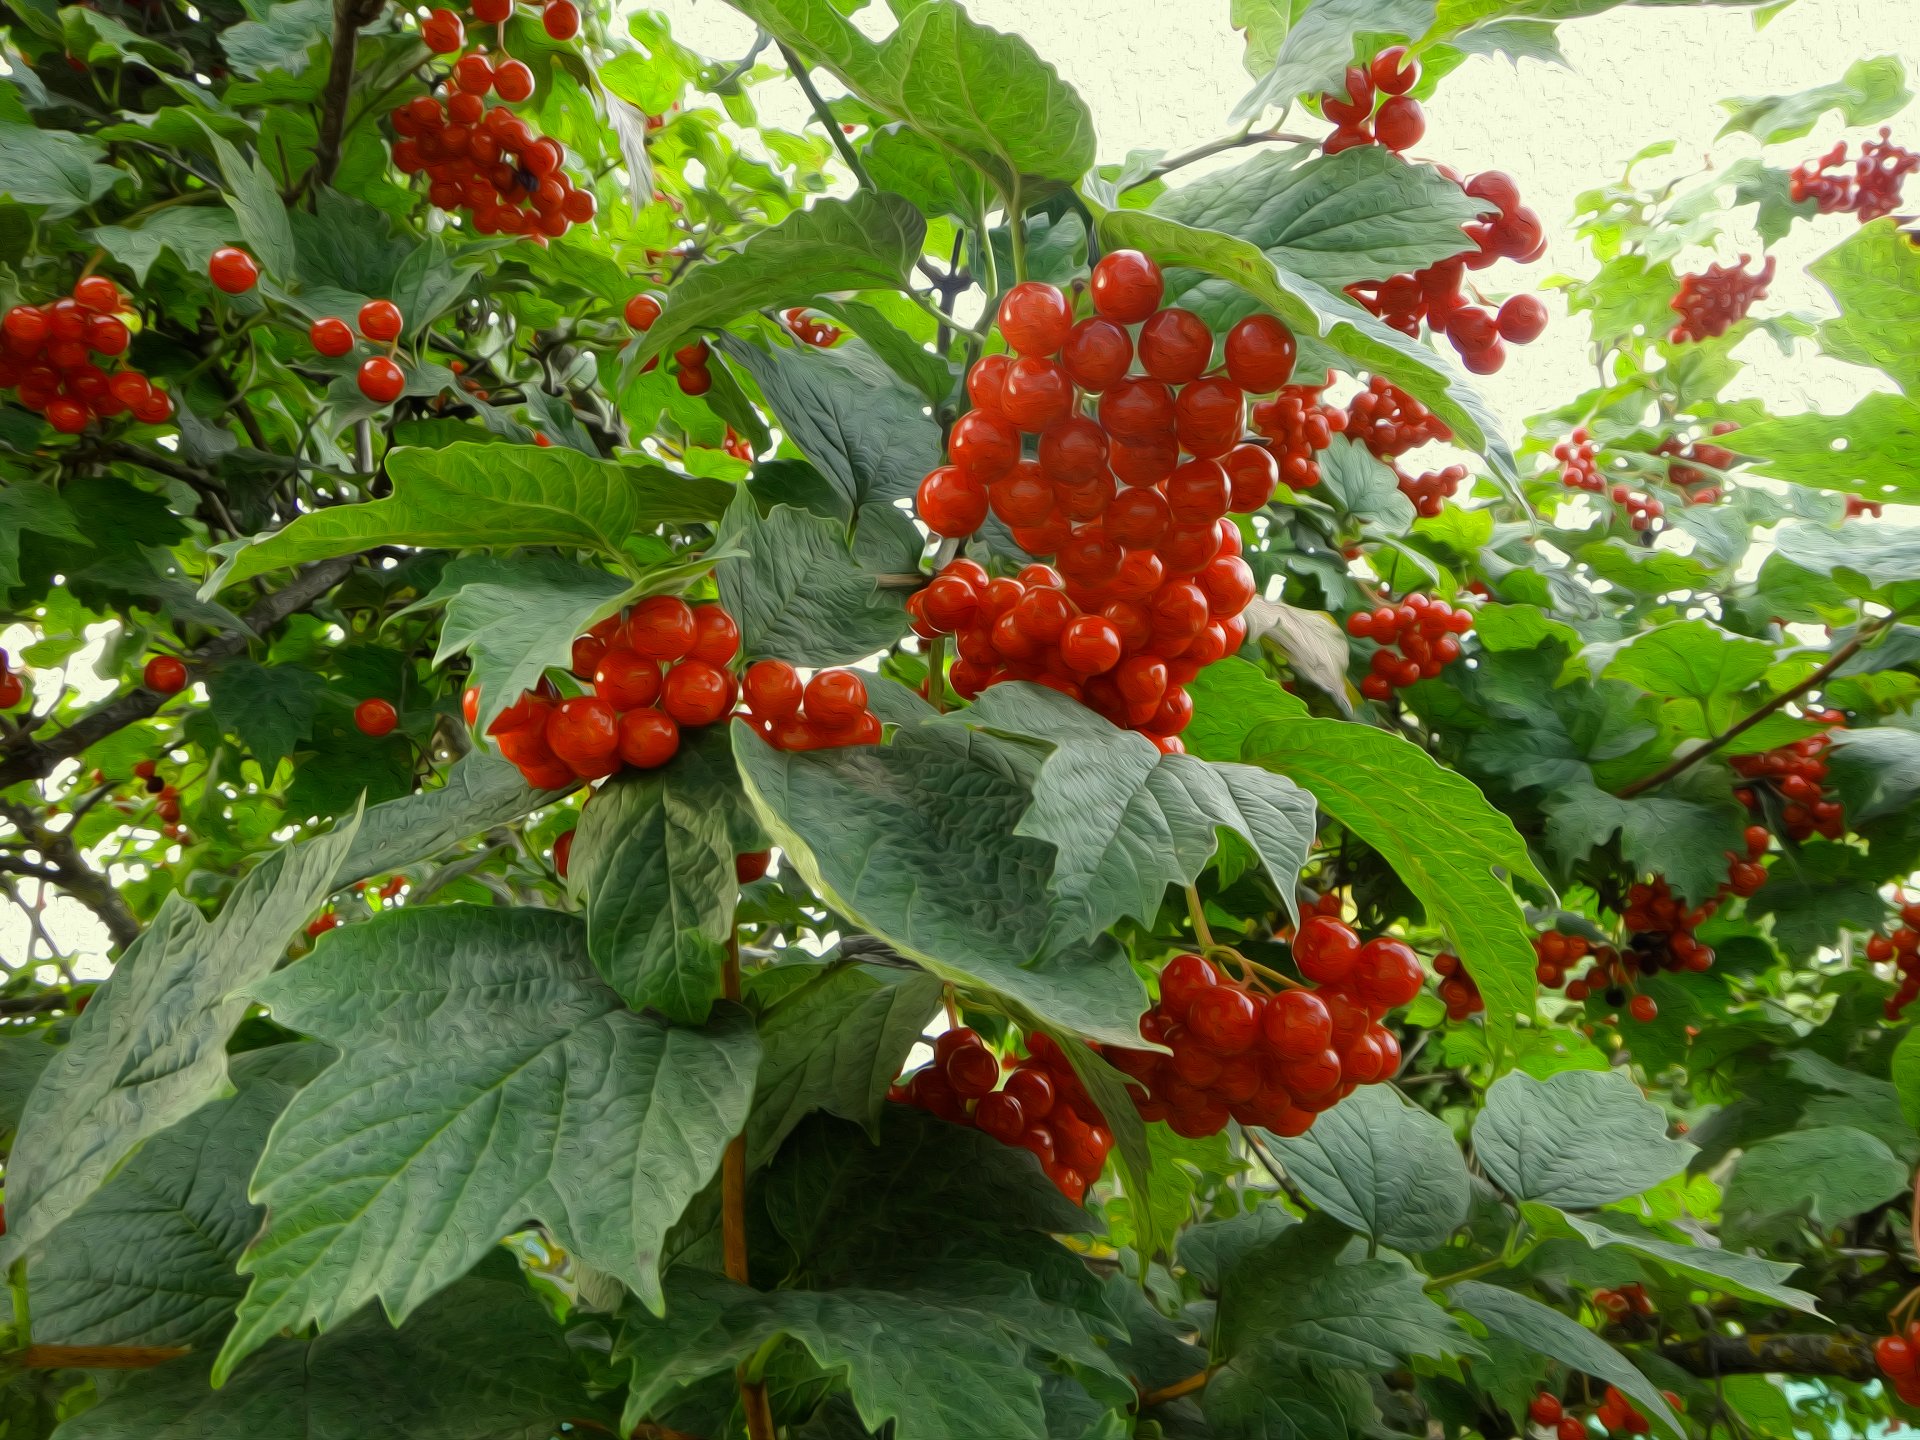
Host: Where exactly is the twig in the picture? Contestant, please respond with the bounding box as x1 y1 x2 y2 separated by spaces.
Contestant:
711 29 770 91
311 0 389 191
720 928 776 1440
1650 1332 1877 1381
1615 613 1900 798
778 43 872 190
13 1344 189 1370
1185 884 1213 948
1143 127 1313 185
0 802 139 950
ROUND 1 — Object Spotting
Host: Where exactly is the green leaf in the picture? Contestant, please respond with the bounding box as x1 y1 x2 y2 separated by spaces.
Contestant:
1771 519 1920 606
1895 1027 1920 1132
863 123 993 221
0 120 123 214
1473 1070 1693 1208
429 552 635 744
87 206 239 284
1727 395 1920 506
1242 596 1354 708
1153 145 1484 294
335 752 571 889
57 1255 600 1440
746 962 945 1168
1191 661 1542 1049
713 496 909 666
733 719 1150 1046
1452 1283 1682 1439
217 906 759 1380
1718 55 1910 145
1542 782 1748 909
0 812 361 1264
1596 618 1773 733
208 443 732 590
723 0 1095 199
1808 218 1920 394
961 682 1316 938
0 481 87 591
207 658 326 770
1233 0 1437 122
718 335 942 510
1316 433 1416 534
202 127 297 282
1722 1124 1908 1231
617 1273 1050 1440
634 191 925 366
1087 202 1515 483
33 1044 328 1349
1218 1216 1475 1369
1267 1083 1471 1251
569 725 758 1023
219 0 330 77
814 297 955 406
1184 652 1309 759
1549 1209 1818 1312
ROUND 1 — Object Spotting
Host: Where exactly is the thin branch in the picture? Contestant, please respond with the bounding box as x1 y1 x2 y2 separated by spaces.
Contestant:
711 29 770 91
1143 128 1313 185
1651 1332 1876 1381
15 1344 189 1370
310 0 389 192
0 554 362 794
720 928 776 1440
1615 614 1900 798
0 801 140 950
778 43 873 190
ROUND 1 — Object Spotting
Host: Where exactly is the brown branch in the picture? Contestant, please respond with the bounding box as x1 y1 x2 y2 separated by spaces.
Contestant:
311 0 389 190
0 555 361 794
1615 617 1892 798
1652 1331 1876 1381
1137 1366 1216 1408
720 929 776 1440
0 801 140 950
14 1344 189 1370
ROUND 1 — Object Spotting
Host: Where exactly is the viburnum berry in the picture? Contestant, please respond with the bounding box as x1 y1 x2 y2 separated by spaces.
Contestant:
916 466 988 538
688 604 741 666
0 672 22 709
624 294 662 330
310 316 354 357
207 246 259 294
735 849 771 884
1223 314 1298 394
71 275 121 313
1089 249 1164 323
547 695 621 777
1529 1393 1564 1426
1374 94 1425 151
996 281 1073 357
357 299 404 342
743 659 804 720
357 356 405 404
421 7 463 52
617 707 680 769
660 659 735 727
803 669 867 730
542 0 579 39
143 654 188 694
626 596 698 661
353 698 398 737
1137 307 1213 385
1059 317 1132 392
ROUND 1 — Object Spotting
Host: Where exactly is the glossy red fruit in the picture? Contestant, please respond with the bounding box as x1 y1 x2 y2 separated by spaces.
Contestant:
1105 487 1171 549
1529 1394 1564 1426
357 356 405 404
353 697 398 737
626 596 698 661
143 654 187 694
1496 294 1549 343
0 672 22 709
661 659 735 727
72 275 122 313
1037 416 1108 485
422 7 463 52
473 0 510 20
1262 988 1333 1059
918 465 989 537
624 294 662 330
1089 249 1164 323
735 849 771 883
804 669 867 730
1099 377 1176 442
1060 317 1132 392
1556 1420 1586 1440
617 706 679 768
1629 994 1659 1023
1355 937 1424 1009
1224 314 1298 393
208 246 259 294
1374 95 1425 152
547 696 620 776
997 281 1073 357
594 649 663 711
358 298 404 342
1166 458 1231 525
1293 915 1359 985
1058 615 1123 675
1189 986 1259 1055
1136 307 1212 384
945 1043 1000 1098
542 0 579 39
310 316 354 356
1159 952 1217 1018
744 659 804 719
949 409 1021 483
688 605 741 666
974 1090 1026 1142
493 58 535 102
46 398 88 434
1223 444 1280 511
1878 1335 1917 1378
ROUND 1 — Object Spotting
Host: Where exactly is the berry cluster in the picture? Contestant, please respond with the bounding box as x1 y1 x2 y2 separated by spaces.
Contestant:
1345 167 1547 374
476 597 742 786
1433 952 1483 1021
1654 425 1739 505
128 755 186 829
1528 1387 1664 1439
909 256 1289 746
1396 462 1468 518
1865 899 1920 1020
892 1029 1113 1203
1667 254 1775 343
1731 728 1845 841
738 659 882 752
1343 374 1452 459
1249 376 1346 489
1607 483 1666 533
1555 427 1602 492
1846 495 1884 520
1 277 174 433
1530 930 1593 991
1344 593 1475 700
1876 1324 1920 1407
1319 49 1425 154
1592 1282 1655 1321
310 298 413 405
1791 129 1918 222
1103 918 1420 1138
783 308 841 347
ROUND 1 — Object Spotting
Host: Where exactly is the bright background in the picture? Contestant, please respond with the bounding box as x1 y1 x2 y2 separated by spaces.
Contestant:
8 0 1916 970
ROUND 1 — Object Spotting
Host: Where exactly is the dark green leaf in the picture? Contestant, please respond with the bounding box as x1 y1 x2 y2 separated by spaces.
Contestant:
1473 1070 1693 1207
0 120 122 214
207 659 326 770
335 752 571 889
713 496 909 665
1722 1125 1908 1231
1548 1209 1818 1312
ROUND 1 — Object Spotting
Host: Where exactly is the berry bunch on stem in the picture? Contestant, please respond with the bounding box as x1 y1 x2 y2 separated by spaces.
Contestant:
1667 254 1775 343
1867 898 1920 1019
1791 128 1918 220
1731 725 1846 841
1249 375 1346 489
738 660 882 752
1319 49 1425 155
1344 593 1474 700
1 276 173 432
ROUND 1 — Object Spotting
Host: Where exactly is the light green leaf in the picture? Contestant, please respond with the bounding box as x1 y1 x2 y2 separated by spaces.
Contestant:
713 495 909 665
1727 395 1920 505
1596 619 1774 733
1723 1124 1908 1230
733 720 1150 1046
746 962 945 1168
1808 218 1920 394
0 811 361 1263
207 443 733 591
1771 519 1920 606
1316 433 1416 533
1452 1283 1682 1439
0 119 123 214
1268 1084 1471 1251
56 1255 599 1440
1718 55 1910 145
1154 145 1484 294
1234 0 1437 122
633 191 925 366
33 1044 329 1350
87 205 240 284
963 683 1315 938
1473 1070 1692 1208
218 906 760 1381
569 725 759 1024
1895 1026 1920 1132
335 751 571 889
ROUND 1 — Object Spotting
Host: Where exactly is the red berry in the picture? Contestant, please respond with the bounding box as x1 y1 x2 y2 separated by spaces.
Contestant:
1496 294 1548 344
1261 988 1332 1059
661 658 735 727
1293 915 1359 985
917 466 988 537
594 648 663 711
357 355 405 404
617 707 680 768
310 316 354 356
0 673 21 709
1224 314 1298 394
1136 308 1212 384
142 655 187 694
473 0 510 20
996 282 1073 357
421 7 463 52
1099 377 1176 442
358 298 404 342
1629 994 1658 1023
1058 615 1123 675
1060 317 1132 392
688 605 741 666
353 697 398 737
547 696 620 777
541 0 579 39
1370 45 1419 95
208 246 259 294
46 398 88 434
625 294 662 330
1354 937 1424 1009
1374 95 1425 152
1878 1335 1917 1379
945 1043 999 1098
1188 986 1259 1055
553 828 574 878
72 275 122 313
948 410 1021 483
493 58 534 102
744 659 804 720
626 596 697 661
974 1090 1025 1143
804 669 867 729
1159 952 1217 1018
1556 1420 1586 1440
1089 249 1164 324
735 849 771 883
1530 1394 1564 1426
